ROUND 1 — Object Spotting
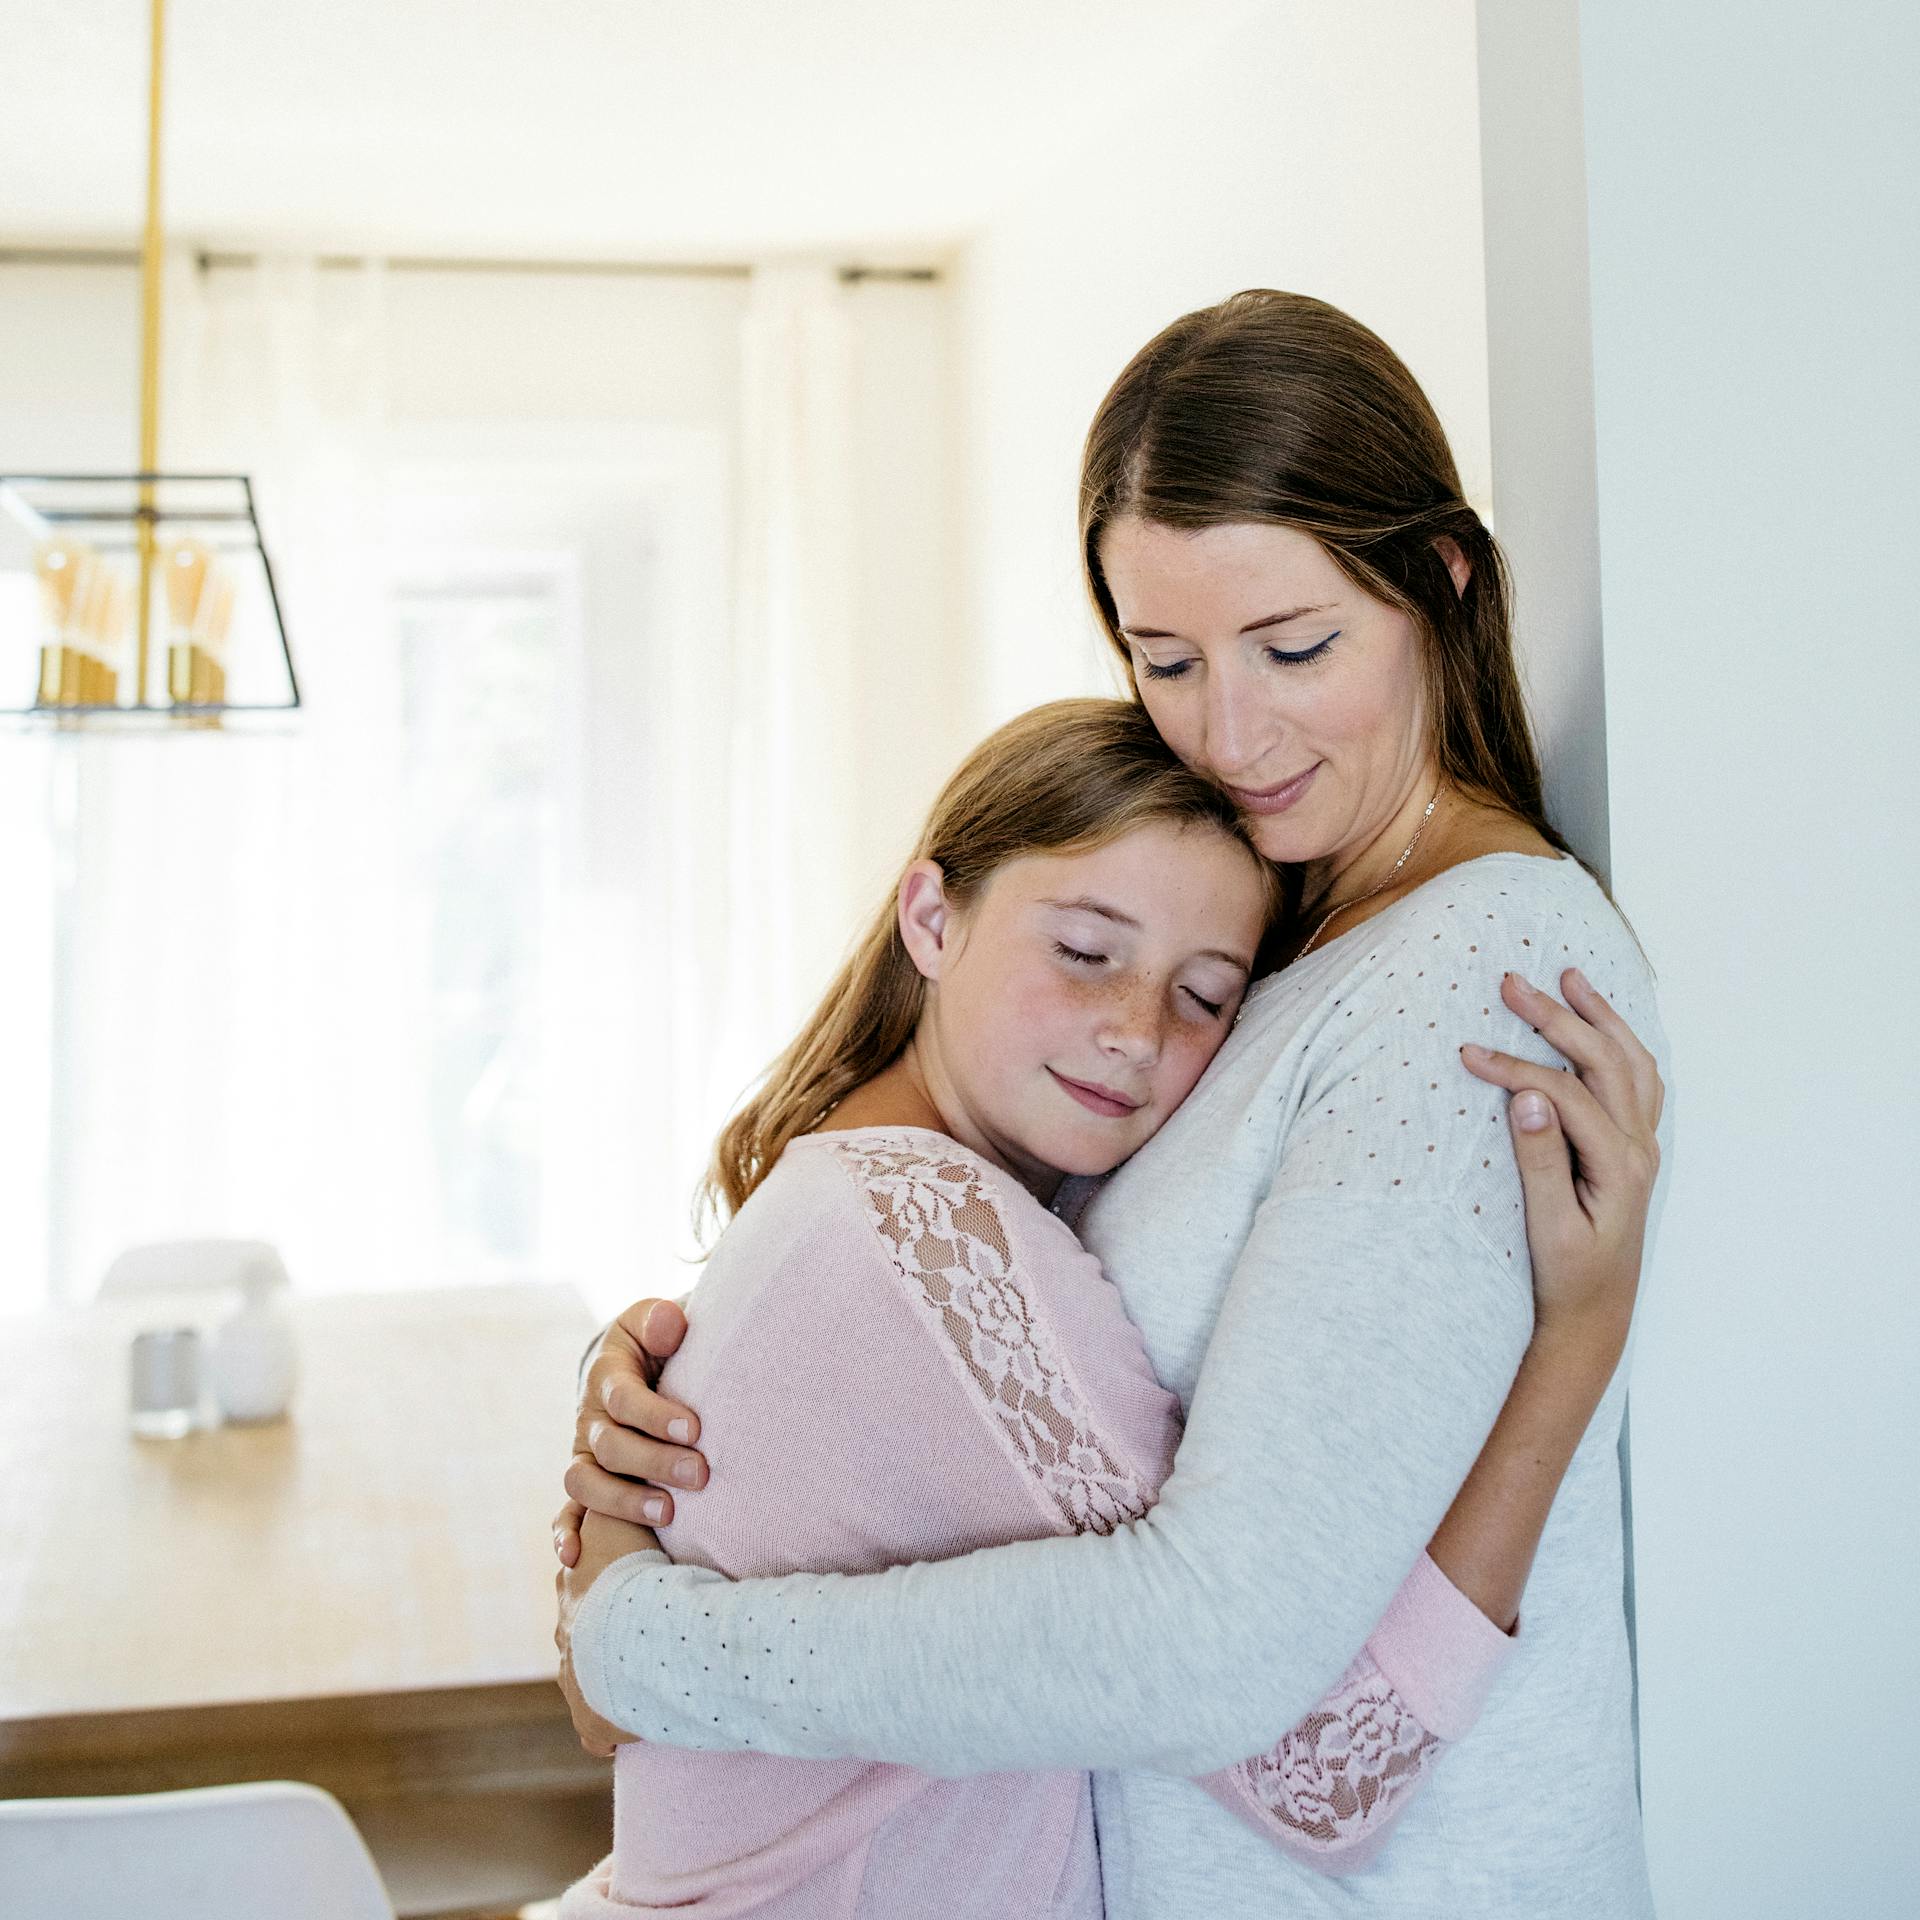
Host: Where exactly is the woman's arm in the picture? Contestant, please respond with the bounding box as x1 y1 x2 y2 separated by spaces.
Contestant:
565 935 1661 1779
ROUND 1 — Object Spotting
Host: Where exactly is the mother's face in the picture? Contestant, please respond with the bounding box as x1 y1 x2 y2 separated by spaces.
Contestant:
1099 517 1438 870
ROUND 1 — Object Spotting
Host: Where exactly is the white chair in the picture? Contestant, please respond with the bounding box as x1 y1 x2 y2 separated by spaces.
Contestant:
97 1238 291 1303
0 1781 394 1920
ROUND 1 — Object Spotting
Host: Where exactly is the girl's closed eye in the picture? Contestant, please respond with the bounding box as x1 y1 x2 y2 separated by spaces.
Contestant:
1053 941 1108 967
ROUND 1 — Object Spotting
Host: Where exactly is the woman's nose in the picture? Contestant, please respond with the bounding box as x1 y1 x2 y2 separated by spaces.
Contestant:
1202 658 1263 777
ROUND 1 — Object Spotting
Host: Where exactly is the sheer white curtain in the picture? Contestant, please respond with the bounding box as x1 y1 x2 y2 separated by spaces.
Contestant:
7 254 884 1315
46 257 438 1305
708 264 867 1105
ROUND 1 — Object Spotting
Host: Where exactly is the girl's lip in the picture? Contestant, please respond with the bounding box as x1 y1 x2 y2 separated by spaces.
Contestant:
1047 1068 1144 1118
1228 763 1320 813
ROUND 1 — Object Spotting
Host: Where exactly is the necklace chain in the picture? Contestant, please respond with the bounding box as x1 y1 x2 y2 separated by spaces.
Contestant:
1297 788 1444 959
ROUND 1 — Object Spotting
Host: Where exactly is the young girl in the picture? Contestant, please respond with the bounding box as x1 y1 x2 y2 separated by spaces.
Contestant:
557 699 1541 1916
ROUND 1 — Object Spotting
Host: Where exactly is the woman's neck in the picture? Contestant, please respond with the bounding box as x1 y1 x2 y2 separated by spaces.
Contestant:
1297 768 1449 924
1277 787 1559 968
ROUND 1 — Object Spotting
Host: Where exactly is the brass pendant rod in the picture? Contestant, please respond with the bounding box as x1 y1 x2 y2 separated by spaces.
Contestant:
134 0 167 708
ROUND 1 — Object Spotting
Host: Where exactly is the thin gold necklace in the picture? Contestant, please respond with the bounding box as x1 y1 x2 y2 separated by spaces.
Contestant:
1297 788 1445 959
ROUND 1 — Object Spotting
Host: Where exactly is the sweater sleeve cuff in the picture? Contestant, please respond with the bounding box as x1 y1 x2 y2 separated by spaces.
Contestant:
1364 1550 1517 1742
568 1548 673 1727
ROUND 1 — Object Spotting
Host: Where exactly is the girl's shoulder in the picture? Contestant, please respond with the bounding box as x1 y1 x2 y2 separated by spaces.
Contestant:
785 1127 1072 1252
699 1130 1064 1359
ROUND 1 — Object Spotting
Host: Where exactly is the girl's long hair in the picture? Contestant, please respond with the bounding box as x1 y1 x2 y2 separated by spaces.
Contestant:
1078 289 1575 865
701 697 1278 1229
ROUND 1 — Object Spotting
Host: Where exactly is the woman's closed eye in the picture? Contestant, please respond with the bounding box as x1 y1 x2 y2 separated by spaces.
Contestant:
1136 630 1341 680
1263 629 1340 667
1182 986 1227 1018
1053 940 1108 967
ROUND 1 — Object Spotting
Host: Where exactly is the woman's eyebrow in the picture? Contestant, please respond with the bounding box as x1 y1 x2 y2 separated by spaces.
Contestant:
1119 604 1332 641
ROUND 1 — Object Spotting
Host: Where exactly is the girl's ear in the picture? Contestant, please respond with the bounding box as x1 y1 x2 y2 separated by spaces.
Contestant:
1434 535 1472 598
897 860 955 982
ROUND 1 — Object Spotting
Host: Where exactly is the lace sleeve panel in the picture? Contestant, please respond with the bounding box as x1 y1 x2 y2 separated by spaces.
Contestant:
825 1137 1154 1539
1199 1646 1444 1876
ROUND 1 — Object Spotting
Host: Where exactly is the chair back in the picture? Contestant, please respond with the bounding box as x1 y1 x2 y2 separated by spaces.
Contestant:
97 1239 290 1302
0 1781 393 1920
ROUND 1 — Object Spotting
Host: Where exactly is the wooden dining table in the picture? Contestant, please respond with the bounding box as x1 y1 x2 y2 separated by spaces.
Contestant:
0 1281 614 1919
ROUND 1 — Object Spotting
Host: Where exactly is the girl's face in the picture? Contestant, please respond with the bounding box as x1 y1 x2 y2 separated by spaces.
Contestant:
1099 517 1443 877
902 821 1267 1195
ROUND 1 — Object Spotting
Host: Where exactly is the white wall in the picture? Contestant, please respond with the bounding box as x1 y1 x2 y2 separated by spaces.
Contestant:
1475 0 1608 871
955 0 1492 728
1580 4 1920 1912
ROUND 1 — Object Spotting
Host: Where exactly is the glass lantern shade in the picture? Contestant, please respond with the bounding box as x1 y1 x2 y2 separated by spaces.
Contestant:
0 473 300 724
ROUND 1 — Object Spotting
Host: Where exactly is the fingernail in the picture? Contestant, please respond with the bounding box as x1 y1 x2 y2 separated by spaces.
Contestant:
1570 967 1590 990
673 1459 699 1487
668 1418 691 1443
1514 1091 1552 1131
644 1497 666 1523
1460 1042 1488 1060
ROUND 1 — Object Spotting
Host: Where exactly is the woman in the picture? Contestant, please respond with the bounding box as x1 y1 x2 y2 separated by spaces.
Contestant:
557 291 1667 1916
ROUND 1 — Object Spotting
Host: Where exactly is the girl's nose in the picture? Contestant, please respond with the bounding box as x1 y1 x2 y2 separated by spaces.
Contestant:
1096 994 1166 1067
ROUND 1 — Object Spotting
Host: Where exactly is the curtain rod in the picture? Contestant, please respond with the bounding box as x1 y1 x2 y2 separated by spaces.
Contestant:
0 245 939 285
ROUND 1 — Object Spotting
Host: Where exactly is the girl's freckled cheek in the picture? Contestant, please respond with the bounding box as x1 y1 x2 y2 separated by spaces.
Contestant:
1003 964 1081 1034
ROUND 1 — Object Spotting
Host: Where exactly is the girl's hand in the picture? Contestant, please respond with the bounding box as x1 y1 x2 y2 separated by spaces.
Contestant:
553 1297 707 1569
555 1509 660 1755
1428 970 1664 1629
1460 968 1664 1349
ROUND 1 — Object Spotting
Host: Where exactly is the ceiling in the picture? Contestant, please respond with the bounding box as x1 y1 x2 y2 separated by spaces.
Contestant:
1 0 1275 261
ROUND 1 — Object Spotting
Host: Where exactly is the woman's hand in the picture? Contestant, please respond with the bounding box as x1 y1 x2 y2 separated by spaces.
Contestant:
553 1297 708 1569
1460 966 1663 1349
555 1509 661 1756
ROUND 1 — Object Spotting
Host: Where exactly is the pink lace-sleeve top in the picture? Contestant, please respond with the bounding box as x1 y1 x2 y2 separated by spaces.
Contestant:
562 1127 1512 1918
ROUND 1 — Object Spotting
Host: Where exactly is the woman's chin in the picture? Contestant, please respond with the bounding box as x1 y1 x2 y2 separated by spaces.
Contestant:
1247 815 1326 867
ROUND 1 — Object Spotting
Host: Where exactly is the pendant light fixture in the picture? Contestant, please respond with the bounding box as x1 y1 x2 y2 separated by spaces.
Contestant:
0 0 301 724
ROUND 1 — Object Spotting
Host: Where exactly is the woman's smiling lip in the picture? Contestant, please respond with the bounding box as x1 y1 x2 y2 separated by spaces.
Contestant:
1226 763 1320 815
1047 1068 1144 1118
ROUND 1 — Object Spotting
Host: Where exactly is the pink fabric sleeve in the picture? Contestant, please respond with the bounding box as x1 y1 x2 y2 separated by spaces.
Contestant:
1196 1549 1516 1874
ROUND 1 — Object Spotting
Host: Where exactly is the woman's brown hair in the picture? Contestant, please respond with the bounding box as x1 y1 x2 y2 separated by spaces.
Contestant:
701 697 1279 1228
1078 288 1573 865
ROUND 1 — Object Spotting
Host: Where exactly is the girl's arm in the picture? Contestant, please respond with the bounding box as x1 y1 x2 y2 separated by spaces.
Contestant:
1197 1548 1507 1872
